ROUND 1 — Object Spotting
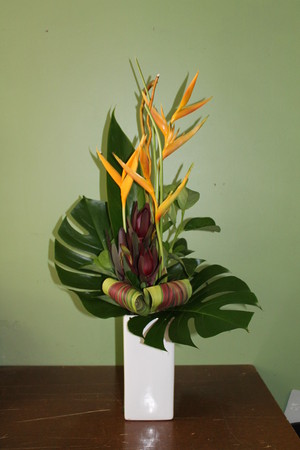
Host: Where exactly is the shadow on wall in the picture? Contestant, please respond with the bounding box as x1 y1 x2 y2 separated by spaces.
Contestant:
48 111 124 366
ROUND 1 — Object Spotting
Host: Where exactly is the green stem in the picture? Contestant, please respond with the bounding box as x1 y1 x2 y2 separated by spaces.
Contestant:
170 209 185 253
135 59 165 273
122 203 127 232
135 59 159 198
155 221 164 278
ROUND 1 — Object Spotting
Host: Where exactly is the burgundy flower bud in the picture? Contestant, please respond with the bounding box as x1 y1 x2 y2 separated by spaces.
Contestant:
131 202 152 240
109 203 160 287
138 243 159 285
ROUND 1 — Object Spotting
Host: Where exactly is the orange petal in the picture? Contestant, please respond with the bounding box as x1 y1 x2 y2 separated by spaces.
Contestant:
142 92 169 136
155 165 193 222
97 150 122 187
171 97 212 122
121 135 145 182
163 117 208 159
113 153 157 208
120 151 140 205
140 144 151 180
177 72 199 110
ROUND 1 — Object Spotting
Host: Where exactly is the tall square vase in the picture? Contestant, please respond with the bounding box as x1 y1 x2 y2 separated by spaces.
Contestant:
123 315 175 421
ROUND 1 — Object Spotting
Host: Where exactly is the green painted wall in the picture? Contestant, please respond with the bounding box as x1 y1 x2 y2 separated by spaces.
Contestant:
1 0 299 410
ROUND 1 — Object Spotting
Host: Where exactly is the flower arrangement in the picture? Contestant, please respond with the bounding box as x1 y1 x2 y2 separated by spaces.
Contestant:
54 63 259 350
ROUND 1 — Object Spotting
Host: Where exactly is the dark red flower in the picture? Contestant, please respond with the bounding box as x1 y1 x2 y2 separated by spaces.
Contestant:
108 202 160 287
138 243 159 285
130 202 154 242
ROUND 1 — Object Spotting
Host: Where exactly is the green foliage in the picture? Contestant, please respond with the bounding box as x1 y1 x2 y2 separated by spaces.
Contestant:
162 178 220 265
127 263 259 350
54 196 128 318
54 114 259 350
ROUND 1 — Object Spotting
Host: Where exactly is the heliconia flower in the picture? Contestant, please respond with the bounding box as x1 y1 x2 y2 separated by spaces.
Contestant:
170 72 212 123
97 136 146 217
113 152 158 210
155 165 193 222
139 75 160 182
162 117 208 159
142 73 211 160
139 141 152 181
114 154 193 224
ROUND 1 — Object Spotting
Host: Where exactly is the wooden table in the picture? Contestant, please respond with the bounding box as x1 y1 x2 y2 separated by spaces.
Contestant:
0 365 299 449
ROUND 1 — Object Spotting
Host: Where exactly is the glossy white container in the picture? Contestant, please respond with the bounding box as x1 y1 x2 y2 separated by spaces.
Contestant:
123 315 174 421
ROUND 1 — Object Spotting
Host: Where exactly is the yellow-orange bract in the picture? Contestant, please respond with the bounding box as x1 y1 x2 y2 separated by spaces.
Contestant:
142 72 211 159
97 135 146 216
115 152 193 223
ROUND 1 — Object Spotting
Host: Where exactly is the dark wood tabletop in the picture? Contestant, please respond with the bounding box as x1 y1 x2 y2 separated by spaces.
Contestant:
0 365 299 449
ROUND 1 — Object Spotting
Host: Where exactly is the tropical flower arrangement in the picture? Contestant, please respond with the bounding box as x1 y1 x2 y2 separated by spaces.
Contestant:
54 63 259 350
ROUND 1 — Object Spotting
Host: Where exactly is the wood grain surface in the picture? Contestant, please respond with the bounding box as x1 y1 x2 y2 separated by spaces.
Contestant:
0 365 299 449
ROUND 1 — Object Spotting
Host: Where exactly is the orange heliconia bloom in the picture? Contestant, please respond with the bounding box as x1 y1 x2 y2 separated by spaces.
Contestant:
155 165 193 222
139 75 160 182
97 135 146 213
113 152 158 210
114 151 193 224
142 72 211 160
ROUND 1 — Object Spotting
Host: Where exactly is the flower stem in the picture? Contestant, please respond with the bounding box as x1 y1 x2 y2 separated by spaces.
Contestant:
170 209 185 253
135 59 165 273
122 203 127 232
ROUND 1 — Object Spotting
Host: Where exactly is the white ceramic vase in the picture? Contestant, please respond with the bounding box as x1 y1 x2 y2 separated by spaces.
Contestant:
123 315 175 421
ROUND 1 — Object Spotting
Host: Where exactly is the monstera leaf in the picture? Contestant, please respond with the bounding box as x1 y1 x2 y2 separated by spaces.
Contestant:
127 263 259 350
54 196 128 318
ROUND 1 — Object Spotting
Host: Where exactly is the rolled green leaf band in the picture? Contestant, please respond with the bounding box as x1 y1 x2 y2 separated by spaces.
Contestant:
102 278 150 315
144 279 192 312
102 278 192 316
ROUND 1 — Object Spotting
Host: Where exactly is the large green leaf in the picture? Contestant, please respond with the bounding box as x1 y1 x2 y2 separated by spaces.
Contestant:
127 262 259 350
54 197 127 319
55 196 259 348
106 111 144 239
